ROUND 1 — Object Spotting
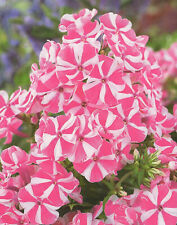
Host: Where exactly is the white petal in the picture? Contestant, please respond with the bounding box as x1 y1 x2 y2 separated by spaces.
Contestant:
141 209 156 222
54 138 62 160
158 212 166 225
31 177 51 185
82 141 97 158
164 208 177 217
35 205 42 224
99 85 106 103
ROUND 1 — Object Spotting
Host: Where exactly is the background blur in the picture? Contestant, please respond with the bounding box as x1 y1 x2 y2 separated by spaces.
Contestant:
0 0 177 93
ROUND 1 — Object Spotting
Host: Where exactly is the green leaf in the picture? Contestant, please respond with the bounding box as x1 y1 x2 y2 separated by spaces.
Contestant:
9 17 24 24
2 134 31 153
48 111 65 117
11 172 20 177
14 64 31 88
171 131 177 143
13 1 31 12
133 166 139 176
0 28 8 52
41 3 53 18
59 7 74 17
30 26 60 39
0 138 6 153
78 0 93 9
148 31 177 51
137 169 144 186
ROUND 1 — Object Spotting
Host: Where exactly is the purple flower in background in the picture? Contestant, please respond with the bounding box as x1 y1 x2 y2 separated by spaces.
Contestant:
28 0 53 27
44 0 79 12
0 51 19 85
0 7 20 38
91 0 120 12
131 0 150 14
0 5 22 85
100 0 120 12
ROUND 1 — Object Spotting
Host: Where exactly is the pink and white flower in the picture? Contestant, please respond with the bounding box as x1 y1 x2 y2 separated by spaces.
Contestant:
139 184 177 225
110 102 147 143
0 146 29 175
92 109 124 141
63 20 101 49
59 8 97 33
84 55 124 106
57 43 98 83
37 115 79 160
64 83 99 116
18 183 59 224
74 140 117 182
30 162 79 206
0 188 14 216
68 115 102 163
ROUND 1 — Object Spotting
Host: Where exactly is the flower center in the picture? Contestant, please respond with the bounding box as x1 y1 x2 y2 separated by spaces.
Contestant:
101 78 106 83
19 219 25 224
93 156 98 161
81 36 86 42
81 101 87 107
158 205 163 211
115 149 120 156
58 132 62 138
52 178 57 185
123 119 127 125
79 136 84 142
58 86 64 92
36 200 41 205
78 65 83 71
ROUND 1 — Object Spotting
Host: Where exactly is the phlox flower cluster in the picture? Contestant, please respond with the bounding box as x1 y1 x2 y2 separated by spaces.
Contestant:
154 42 177 107
155 42 177 81
0 8 177 225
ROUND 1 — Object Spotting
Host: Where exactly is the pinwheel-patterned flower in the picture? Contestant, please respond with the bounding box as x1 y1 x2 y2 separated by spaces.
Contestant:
139 184 177 225
30 162 79 206
63 20 101 49
0 116 23 144
84 55 124 107
74 140 117 182
0 188 14 216
111 102 147 143
68 115 102 163
100 12 143 72
59 8 97 32
71 211 105 225
39 40 61 68
18 183 59 224
100 12 135 47
105 195 138 225
1 146 29 174
64 83 99 116
92 109 124 141
38 115 79 160
57 43 98 83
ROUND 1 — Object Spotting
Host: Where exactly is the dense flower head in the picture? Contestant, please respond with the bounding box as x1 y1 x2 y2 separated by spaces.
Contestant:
0 8 177 225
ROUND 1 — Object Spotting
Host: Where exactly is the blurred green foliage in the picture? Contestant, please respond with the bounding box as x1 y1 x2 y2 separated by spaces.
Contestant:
148 31 177 51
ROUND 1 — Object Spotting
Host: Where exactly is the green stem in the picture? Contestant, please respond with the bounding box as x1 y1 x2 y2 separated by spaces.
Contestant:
102 179 113 190
116 171 133 189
